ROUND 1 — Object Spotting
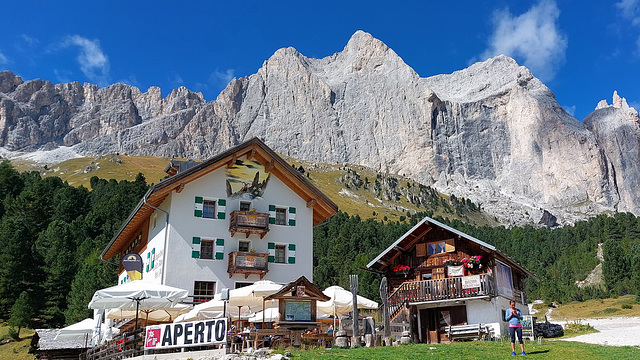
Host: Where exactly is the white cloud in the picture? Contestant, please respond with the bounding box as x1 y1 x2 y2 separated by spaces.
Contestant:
210 68 235 88
479 0 567 81
562 105 576 117
0 51 8 65
617 0 640 25
61 35 110 86
169 74 184 88
21 34 39 46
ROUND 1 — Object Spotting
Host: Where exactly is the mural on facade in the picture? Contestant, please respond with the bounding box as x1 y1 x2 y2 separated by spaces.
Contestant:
226 159 271 199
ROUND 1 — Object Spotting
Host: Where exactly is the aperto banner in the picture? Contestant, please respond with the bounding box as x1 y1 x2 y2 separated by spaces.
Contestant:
144 319 227 350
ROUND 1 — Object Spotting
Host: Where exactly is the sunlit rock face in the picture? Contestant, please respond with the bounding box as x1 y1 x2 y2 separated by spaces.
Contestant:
1 31 638 225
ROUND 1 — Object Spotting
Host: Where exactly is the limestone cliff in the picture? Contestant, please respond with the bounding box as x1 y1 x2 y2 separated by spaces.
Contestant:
0 31 638 225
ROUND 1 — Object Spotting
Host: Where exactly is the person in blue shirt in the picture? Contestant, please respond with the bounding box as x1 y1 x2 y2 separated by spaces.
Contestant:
505 300 526 356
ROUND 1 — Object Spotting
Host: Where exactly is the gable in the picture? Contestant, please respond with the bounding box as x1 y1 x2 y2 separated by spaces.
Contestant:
367 216 535 279
101 138 337 260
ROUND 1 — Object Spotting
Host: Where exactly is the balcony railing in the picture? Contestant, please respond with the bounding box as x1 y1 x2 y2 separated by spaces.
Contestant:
228 251 269 279
388 275 495 317
229 211 270 238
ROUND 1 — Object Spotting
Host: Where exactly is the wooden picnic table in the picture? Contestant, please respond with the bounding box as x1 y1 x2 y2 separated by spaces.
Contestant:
301 333 334 348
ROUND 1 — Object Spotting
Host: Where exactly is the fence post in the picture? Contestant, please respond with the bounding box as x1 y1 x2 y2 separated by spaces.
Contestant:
350 274 359 347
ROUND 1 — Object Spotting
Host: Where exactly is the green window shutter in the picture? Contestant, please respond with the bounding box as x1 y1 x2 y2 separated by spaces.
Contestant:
194 197 203 217
288 207 296 226
146 264 149 272
147 252 150 258
192 237 201 259
151 260 154 268
215 239 224 260
269 205 276 224
268 242 275 263
217 199 226 219
288 243 296 264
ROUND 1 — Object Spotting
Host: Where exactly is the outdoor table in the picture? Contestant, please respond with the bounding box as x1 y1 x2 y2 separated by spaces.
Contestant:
301 333 334 348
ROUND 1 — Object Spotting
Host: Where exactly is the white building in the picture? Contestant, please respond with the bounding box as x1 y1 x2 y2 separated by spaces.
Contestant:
101 138 337 303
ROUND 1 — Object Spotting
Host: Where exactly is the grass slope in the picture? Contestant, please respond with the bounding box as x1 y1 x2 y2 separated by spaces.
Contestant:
0 324 36 360
11 155 494 225
285 341 640 360
550 295 640 320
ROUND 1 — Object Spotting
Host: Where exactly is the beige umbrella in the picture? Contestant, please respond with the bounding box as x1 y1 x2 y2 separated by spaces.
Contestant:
106 303 191 324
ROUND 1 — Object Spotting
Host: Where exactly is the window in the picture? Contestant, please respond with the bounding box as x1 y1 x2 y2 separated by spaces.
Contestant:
239 241 250 252
203 200 216 219
275 244 286 263
235 282 252 289
275 208 287 225
428 241 448 255
200 239 214 259
194 281 215 303
240 202 251 212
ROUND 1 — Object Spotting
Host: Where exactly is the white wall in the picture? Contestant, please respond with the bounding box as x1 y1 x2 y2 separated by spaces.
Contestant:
466 296 529 337
158 161 314 297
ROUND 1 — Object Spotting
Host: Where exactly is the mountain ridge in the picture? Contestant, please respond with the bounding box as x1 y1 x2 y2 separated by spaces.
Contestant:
1 30 639 226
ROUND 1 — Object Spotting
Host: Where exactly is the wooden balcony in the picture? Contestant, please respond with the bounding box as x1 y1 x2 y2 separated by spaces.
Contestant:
228 251 269 279
388 275 495 319
229 211 270 238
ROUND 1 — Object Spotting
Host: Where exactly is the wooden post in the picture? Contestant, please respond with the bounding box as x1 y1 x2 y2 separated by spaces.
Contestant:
350 274 359 347
379 277 391 338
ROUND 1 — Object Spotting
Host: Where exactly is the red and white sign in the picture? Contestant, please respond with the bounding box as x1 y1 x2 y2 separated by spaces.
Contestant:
144 319 227 350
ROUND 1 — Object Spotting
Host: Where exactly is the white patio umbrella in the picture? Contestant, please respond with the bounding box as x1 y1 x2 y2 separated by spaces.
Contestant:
55 318 120 340
317 285 379 332
175 281 282 324
247 307 280 323
88 280 188 329
316 286 379 317
173 299 229 323
106 303 191 324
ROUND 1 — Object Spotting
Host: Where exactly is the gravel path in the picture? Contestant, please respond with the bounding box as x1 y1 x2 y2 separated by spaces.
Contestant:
556 317 640 347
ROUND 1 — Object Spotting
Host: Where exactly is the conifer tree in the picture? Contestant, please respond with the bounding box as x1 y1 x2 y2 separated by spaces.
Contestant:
8 291 33 339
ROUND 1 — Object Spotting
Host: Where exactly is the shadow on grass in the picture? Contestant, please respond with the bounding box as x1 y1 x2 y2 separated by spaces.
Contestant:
527 350 550 355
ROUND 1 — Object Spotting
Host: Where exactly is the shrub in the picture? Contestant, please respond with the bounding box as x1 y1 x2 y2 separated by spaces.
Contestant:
621 304 633 309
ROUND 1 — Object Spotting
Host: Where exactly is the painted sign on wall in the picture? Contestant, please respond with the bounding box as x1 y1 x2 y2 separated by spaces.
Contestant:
144 319 227 350
226 159 271 199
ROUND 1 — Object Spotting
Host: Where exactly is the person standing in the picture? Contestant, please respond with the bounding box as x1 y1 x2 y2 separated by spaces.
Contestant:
505 300 525 356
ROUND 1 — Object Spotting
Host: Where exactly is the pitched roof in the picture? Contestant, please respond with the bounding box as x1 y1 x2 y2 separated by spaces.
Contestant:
366 216 536 279
264 276 330 302
31 329 88 351
101 137 338 260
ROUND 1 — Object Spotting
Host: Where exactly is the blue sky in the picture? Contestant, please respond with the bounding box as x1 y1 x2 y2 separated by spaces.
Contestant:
1 0 639 120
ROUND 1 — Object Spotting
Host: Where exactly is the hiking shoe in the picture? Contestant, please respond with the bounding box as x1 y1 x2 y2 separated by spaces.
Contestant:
512 352 516 356
521 351 526 356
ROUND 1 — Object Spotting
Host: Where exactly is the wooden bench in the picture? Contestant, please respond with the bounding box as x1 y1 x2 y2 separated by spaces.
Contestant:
244 329 292 349
446 324 490 341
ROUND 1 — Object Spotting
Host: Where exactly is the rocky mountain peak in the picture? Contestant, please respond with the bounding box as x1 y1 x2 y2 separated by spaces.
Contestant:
595 91 639 116
424 54 543 102
0 71 24 93
1 32 639 226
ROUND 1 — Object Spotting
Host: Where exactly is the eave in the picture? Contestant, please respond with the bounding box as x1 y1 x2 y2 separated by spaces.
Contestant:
101 137 338 261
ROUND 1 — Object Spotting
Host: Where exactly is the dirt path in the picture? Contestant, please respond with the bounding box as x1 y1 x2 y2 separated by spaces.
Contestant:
554 316 640 347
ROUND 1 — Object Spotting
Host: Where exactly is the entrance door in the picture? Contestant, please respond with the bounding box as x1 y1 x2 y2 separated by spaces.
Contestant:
419 308 441 344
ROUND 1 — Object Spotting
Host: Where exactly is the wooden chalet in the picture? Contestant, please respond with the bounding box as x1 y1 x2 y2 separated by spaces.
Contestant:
367 216 536 343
